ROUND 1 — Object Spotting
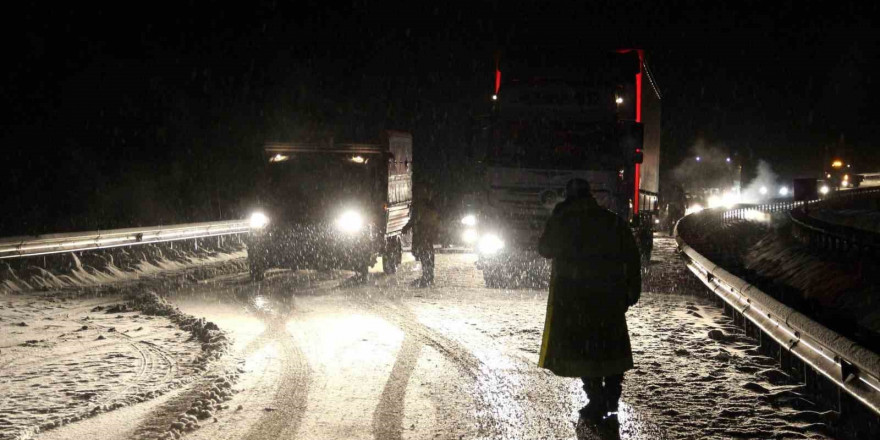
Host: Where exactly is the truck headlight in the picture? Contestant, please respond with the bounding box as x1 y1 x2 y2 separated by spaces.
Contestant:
336 210 363 233
249 212 269 229
461 214 477 226
478 233 504 255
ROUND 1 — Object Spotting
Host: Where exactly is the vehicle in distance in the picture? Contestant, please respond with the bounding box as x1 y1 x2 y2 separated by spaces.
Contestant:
246 131 413 280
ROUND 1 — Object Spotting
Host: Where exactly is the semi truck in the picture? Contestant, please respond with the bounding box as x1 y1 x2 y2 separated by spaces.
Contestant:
246 131 412 281
468 49 662 287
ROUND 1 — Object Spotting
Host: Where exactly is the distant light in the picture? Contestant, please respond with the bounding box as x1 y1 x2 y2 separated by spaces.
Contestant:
615 96 624 104
820 185 830 195
843 174 849 181
722 191 739 208
826 173 831 178
491 94 498 101
249 212 269 229
695 156 701 162
779 186 789 196
759 186 768 195
269 153 289 163
726 157 731 163
685 204 704 215
707 195 722 209
477 233 504 255
462 229 478 244
350 155 366 164
654 218 660 224
831 160 843 168
461 214 477 226
842 180 849 187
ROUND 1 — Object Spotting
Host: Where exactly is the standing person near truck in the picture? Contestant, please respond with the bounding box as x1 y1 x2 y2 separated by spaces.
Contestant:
537 178 641 425
402 190 440 287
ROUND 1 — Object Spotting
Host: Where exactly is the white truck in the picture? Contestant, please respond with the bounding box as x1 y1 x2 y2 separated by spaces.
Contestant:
470 49 662 287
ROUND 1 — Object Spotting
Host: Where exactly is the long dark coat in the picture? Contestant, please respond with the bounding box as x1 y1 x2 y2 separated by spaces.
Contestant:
537 196 641 378
404 200 440 257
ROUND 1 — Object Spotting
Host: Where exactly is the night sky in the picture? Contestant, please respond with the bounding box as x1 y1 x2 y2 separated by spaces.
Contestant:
2 1 877 235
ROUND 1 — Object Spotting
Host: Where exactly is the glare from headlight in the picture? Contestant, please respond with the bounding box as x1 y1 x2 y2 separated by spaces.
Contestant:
249 212 269 229
461 214 477 226
707 195 721 209
685 204 704 215
820 185 830 195
336 210 363 233
462 229 478 244
478 233 504 255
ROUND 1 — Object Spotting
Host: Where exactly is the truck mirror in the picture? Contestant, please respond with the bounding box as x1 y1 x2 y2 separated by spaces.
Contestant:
633 151 644 164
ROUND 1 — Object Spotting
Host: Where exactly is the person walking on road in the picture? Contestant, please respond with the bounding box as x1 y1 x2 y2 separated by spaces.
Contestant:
402 191 440 287
537 178 642 425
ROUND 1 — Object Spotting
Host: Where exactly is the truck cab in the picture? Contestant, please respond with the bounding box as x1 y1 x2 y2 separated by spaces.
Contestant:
470 49 661 287
246 131 412 280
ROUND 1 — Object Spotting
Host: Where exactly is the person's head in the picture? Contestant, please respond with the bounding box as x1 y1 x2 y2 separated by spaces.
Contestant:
565 178 592 201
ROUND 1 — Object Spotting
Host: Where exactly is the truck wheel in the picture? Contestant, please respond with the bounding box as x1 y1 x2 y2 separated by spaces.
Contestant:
383 237 402 275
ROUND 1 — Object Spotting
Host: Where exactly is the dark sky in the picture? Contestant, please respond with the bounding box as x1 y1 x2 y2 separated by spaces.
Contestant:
2 1 878 233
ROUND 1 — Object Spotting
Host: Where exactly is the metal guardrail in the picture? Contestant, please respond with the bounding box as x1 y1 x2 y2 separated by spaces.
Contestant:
0 220 250 260
789 187 880 255
675 209 880 416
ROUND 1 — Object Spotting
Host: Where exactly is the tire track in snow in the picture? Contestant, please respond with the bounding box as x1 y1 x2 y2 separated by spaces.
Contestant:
129 293 311 440
370 323 422 440
239 308 310 440
354 295 531 438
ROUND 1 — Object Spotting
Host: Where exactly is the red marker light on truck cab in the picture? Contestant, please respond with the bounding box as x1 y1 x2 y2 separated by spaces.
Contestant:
635 72 642 123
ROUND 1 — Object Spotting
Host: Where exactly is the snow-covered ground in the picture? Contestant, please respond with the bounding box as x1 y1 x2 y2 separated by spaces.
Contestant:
9 237 843 439
0 293 203 440
1 246 246 440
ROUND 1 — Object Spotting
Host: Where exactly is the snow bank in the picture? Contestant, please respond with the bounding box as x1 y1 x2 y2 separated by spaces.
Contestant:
1 242 246 295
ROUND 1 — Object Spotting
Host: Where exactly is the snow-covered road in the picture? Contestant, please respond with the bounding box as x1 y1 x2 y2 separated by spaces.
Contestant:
31 237 836 439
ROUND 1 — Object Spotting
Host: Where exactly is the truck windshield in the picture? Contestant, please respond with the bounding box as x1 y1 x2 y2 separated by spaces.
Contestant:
263 153 381 220
488 118 621 170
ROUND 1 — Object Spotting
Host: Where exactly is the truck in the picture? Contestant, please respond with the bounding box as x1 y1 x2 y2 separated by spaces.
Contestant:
245 131 413 281
824 158 862 190
470 49 661 287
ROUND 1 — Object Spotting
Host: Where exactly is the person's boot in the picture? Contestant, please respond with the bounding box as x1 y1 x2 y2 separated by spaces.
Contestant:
604 397 619 415
603 374 624 415
578 399 605 424
580 377 605 423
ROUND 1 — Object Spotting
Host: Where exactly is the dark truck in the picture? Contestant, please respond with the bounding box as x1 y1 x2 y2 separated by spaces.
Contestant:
246 131 413 281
